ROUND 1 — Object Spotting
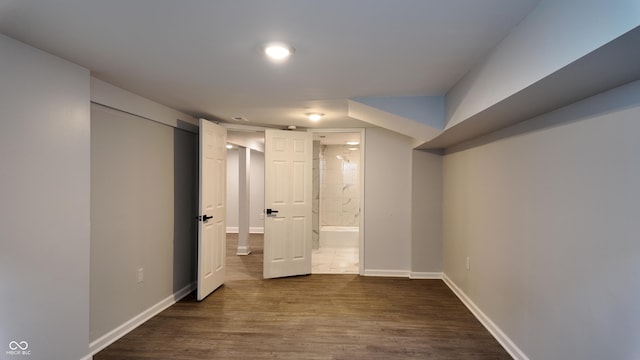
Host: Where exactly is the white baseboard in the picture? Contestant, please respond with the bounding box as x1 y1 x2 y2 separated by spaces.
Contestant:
80 355 93 360
236 245 251 255
409 271 443 279
88 282 195 356
442 274 529 360
362 270 442 279
226 226 264 234
363 269 410 277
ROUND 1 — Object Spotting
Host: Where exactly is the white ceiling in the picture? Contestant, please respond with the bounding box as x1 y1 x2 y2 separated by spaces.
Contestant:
0 0 539 130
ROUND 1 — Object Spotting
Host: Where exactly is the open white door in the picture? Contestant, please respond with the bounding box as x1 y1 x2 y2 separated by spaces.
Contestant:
197 119 226 300
264 129 313 279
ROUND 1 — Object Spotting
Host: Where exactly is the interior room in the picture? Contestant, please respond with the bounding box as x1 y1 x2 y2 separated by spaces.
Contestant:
1 1 639 360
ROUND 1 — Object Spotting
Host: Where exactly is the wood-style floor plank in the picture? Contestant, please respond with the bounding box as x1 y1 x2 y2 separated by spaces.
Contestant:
94 235 511 359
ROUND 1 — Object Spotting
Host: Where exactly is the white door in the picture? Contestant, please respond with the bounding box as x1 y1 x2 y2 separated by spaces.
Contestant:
263 129 313 279
197 119 227 300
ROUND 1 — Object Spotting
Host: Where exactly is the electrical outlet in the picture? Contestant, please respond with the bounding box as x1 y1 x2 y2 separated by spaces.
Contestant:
466 257 470 271
137 267 144 283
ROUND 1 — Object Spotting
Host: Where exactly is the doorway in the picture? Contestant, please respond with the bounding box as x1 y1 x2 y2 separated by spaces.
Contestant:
310 130 364 274
223 126 265 281
224 127 365 278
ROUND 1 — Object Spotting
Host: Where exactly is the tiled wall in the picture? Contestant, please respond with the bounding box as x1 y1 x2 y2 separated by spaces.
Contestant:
312 140 320 249
320 145 360 226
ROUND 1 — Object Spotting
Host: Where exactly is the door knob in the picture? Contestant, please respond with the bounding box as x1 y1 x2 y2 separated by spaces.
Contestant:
266 209 279 215
202 214 213 221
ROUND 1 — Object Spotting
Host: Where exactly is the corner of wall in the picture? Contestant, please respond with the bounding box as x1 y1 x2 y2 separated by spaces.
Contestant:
442 274 529 360
411 149 443 274
88 282 195 357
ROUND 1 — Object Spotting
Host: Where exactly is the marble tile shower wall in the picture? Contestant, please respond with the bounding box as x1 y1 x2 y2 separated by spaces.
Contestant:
312 140 320 249
320 145 360 226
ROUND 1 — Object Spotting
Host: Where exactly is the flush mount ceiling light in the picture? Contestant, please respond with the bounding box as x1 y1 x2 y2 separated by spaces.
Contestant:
264 42 295 61
346 141 360 145
306 113 324 122
226 144 233 149
232 116 248 122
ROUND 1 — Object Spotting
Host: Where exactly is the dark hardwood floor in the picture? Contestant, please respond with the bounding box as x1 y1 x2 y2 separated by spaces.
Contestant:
94 234 511 359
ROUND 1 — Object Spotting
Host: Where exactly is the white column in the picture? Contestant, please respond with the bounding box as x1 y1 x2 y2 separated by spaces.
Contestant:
237 146 251 255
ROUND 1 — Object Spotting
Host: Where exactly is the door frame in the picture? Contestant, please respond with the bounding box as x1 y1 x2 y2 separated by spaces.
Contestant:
222 124 366 276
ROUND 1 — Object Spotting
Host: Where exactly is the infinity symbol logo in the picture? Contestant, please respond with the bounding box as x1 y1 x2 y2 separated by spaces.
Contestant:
8 341 28 351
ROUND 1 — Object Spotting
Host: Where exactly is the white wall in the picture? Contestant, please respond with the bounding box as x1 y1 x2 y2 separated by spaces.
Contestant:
411 150 443 275
227 149 239 229
363 127 413 275
90 104 197 346
226 148 265 232
446 0 640 128
443 80 640 360
249 150 265 230
0 34 90 360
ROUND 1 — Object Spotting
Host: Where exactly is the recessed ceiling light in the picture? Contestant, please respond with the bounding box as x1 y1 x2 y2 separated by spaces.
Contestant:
346 141 359 145
226 144 233 149
306 113 324 121
264 42 295 61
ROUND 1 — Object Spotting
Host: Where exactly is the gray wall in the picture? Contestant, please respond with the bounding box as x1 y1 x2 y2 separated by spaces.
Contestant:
363 127 413 275
411 150 443 274
446 0 640 128
443 80 640 360
90 104 197 341
226 148 265 231
0 34 90 360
